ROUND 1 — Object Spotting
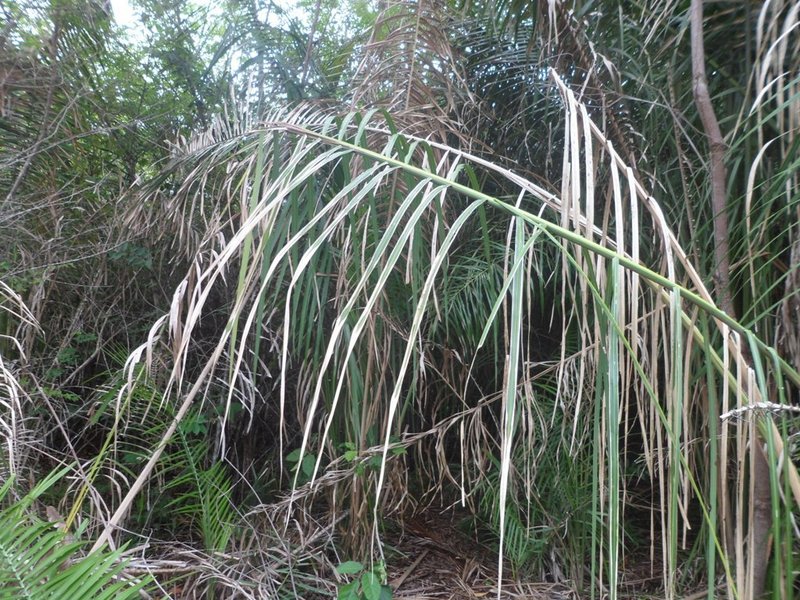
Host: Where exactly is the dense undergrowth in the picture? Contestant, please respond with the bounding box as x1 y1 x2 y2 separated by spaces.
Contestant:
2 1 800 598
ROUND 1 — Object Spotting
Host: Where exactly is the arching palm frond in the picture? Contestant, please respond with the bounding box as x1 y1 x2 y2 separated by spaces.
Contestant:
85 82 800 598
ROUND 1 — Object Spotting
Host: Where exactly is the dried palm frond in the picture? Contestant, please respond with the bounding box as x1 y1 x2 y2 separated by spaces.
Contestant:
82 83 800 599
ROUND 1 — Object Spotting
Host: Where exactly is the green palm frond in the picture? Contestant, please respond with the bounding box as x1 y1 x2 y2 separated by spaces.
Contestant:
4 1 797 598
164 420 236 553
0 468 152 599
89 89 800 595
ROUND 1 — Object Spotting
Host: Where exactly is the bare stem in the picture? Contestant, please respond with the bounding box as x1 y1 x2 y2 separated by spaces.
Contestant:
690 0 733 318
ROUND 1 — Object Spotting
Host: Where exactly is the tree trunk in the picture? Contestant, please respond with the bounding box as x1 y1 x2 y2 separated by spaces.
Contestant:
690 1 771 597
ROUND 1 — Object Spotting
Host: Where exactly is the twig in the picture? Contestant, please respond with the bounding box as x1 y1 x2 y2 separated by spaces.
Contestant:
390 548 428 592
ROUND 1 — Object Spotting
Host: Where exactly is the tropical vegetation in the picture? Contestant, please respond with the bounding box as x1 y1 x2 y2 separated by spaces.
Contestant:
1 0 799 598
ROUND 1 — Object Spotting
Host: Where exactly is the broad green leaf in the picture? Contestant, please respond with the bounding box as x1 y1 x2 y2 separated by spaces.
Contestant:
335 560 364 575
301 454 316 477
337 580 360 600
379 584 393 600
361 571 381 600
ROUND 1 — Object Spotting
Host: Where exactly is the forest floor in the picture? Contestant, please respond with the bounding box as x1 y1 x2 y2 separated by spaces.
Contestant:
378 506 704 600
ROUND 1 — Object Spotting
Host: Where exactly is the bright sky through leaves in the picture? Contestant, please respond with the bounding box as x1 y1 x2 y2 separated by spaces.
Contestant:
110 0 136 28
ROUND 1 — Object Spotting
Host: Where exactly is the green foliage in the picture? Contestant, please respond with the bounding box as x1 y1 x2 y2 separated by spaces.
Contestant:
129 401 236 553
0 468 152 599
340 441 405 477
108 242 153 271
474 432 593 580
0 259 45 296
162 410 236 553
164 457 236 553
3 0 800 598
335 561 392 600
286 447 317 485
83 358 236 555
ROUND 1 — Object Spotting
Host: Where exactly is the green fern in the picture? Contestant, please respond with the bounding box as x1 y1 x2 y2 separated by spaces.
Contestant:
0 467 152 599
162 413 236 553
87 353 236 554
164 459 236 553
